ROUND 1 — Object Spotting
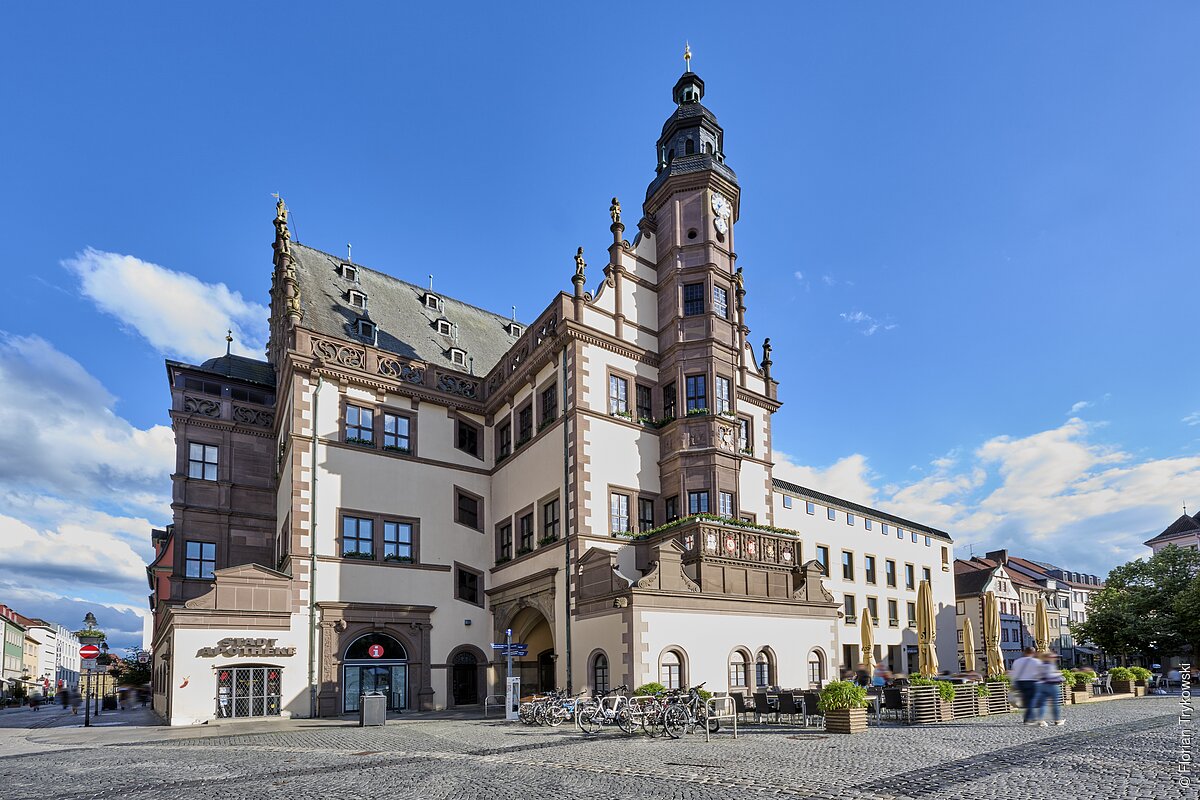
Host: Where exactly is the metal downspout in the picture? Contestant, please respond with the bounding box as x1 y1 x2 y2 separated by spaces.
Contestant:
308 374 323 718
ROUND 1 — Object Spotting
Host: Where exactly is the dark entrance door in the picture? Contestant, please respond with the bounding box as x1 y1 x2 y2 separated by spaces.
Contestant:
451 652 478 705
538 650 556 692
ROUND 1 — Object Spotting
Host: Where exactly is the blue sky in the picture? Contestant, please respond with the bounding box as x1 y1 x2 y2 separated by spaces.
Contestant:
1 4 1197 650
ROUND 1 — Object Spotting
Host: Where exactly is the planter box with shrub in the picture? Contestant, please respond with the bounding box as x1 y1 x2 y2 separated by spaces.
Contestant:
986 680 1011 714
819 681 869 734
1109 667 1135 694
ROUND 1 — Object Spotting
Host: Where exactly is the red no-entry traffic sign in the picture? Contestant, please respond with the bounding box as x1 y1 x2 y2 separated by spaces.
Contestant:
80 644 100 659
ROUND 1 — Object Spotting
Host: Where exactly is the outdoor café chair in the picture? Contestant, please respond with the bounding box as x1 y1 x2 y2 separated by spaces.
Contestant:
753 692 777 723
801 692 823 727
777 692 803 725
881 688 907 723
732 691 753 723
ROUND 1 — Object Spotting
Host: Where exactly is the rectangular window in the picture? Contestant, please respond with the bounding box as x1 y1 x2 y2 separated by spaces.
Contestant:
897 527 904 540
866 597 879 626
907 601 918 626
345 405 374 444
882 523 890 536
542 499 560 541
518 404 533 443
497 423 512 458
806 501 815 515
609 375 629 414
864 519 872 531
922 566 932 584
383 413 410 452
905 564 916 590
456 491 481 531
712 284 728 318
885 560 897 588
715 376 731 414
816 545 829 574
519 513 534 552
184 541 216 578
718 491 734 518
737 418 750 452
827 507 836 521
456 567 481 605
383 521 413 561
540 384 557 425
842 551 854 580
687 490 710 515
662 382 677 419
685 374 707 412
865 555 877 584
912 532 919 543
342 516 374 558
665 496 679 522
187 443 219 481
887 599 899 626
498 523 512 560
683 282 705 316
456 420 479 457
638 498 654 531
844 594 856 621
728 658 747 688
847 513 855 526
924 535 931 547
636 384 653 421
610 493 630 533
782 495 793 509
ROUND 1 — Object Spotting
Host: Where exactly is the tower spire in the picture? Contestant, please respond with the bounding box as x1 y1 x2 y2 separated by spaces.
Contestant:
684 42 692 73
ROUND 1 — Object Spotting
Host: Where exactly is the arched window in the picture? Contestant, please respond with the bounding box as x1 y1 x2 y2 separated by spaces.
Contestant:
667 148 674 163
685 138 695 156
728 650 748 688
660 650 682 690
808 649 825 688
756 650 773 688
704 142 713 155
592 652 609 694
345 633 407 661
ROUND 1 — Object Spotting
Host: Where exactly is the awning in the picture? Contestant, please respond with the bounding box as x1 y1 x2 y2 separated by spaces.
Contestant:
1074 645 1099 655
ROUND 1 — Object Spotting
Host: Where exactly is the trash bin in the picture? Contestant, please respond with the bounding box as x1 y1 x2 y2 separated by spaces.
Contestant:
359 692 386 727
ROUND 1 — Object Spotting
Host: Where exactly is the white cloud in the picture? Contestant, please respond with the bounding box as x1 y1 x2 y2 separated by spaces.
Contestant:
822 274 837 286
840 310 897 336
780 418 1200 575
793 271 804 281
1069 400 1093 414
1184 411 1200 427
63 247 268 363
0 333 170 647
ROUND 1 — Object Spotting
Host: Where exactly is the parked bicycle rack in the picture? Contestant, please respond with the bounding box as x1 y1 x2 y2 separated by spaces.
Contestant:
704 695 739 742
482 694 507 718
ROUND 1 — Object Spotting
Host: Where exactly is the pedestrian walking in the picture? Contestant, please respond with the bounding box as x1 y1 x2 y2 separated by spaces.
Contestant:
58 687 69 711
1009 646 1042 725
1036 651 1066 727
69 688 82 715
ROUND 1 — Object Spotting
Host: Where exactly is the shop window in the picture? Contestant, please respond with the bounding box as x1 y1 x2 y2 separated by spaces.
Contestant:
215 666 282 719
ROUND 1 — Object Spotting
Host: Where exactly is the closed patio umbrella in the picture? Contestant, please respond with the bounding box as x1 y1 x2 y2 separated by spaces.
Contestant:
916 579 938 678
860 607 874 669
962 616 977 673
1034 596 1050 652
984 591 1004 680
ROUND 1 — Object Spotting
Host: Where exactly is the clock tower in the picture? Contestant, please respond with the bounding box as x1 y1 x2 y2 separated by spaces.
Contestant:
641 62 773 525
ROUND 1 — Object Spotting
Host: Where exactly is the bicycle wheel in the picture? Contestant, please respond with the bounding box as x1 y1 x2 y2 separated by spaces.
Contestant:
518 702 533 725
641 703 664 737
616 706 637 735
577 704 602 735
662 704 687 739
547 705 567 727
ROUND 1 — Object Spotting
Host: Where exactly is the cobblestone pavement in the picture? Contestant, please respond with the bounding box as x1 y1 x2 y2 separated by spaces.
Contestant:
0 696 1188 800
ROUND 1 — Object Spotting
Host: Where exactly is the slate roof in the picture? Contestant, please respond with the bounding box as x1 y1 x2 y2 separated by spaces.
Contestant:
195 354 277 387
953 560 994 597
771 477 952 541
1144 513 1200 546
290 242 522 375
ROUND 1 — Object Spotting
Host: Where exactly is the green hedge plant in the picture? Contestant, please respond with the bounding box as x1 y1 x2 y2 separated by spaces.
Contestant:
635 682 666 697
1109 666 1134 681
817 680 868 712
1128 666 1152 682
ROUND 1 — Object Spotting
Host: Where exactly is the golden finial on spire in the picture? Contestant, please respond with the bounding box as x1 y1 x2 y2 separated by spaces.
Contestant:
684 42 692 72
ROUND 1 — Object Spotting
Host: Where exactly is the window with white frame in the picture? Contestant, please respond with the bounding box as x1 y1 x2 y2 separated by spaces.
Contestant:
608 375 628 414
610 493 630 533
715 376 731 414
718 491 734 518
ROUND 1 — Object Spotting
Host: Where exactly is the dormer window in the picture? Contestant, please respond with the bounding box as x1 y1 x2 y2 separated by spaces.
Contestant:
506 322 522 337
424 293 442 312
357 319 376 340
436 319 453 336
349 290 367 309
342 264 358 281
449 348 467 367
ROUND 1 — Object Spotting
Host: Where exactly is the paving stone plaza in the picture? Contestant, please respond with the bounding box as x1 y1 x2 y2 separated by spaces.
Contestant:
0 695 1187 799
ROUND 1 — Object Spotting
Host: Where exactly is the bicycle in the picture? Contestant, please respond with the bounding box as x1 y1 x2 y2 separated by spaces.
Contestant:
661 683 719 739
576 685 628 735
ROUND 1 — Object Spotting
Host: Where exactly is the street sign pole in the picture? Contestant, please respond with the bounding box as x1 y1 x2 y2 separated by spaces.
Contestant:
83 667 91 728
506 627 512 695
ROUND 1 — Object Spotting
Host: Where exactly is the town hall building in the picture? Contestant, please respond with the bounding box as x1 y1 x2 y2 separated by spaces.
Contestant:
147 64 958 724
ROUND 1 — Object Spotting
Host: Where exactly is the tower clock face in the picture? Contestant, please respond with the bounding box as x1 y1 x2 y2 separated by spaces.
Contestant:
711 192 732 234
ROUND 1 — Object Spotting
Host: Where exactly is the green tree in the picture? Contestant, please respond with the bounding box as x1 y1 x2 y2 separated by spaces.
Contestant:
1071 546 1200 664
110 648 152 686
